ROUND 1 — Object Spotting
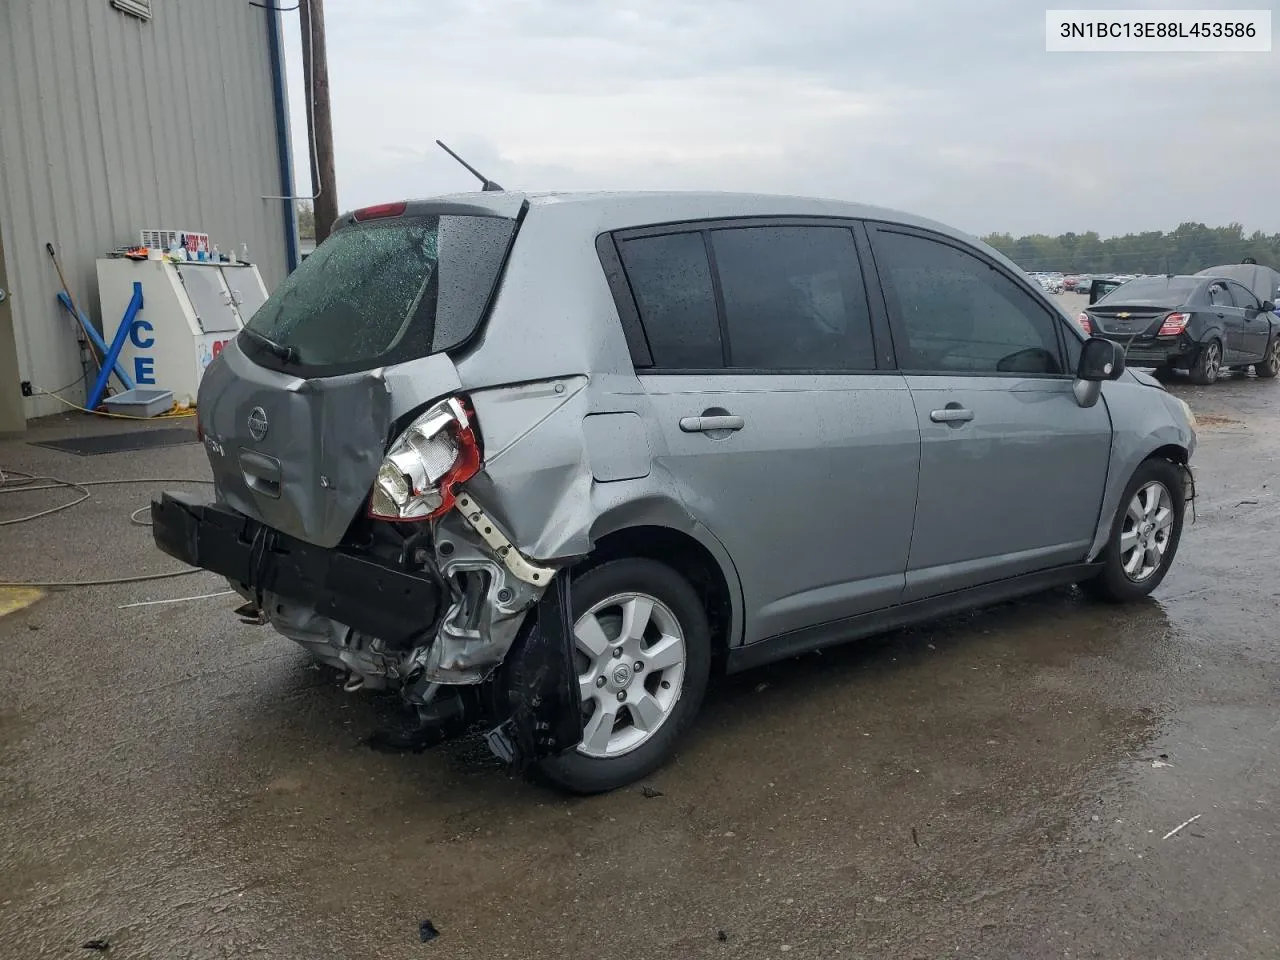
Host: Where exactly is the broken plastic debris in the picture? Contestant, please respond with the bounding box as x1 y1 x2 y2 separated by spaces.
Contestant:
641 786 663 799
418 919 440 943
717 930 728 942
81 941 110 952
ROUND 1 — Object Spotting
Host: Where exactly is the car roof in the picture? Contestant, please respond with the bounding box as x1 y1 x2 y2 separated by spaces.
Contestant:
372 188 1029 283
394 189 954 231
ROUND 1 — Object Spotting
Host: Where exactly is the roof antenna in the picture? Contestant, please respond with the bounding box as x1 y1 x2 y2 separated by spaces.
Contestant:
435 140 504 192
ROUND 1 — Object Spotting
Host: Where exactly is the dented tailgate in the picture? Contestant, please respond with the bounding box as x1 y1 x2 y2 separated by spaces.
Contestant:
198 343 465 548
198 341 394 548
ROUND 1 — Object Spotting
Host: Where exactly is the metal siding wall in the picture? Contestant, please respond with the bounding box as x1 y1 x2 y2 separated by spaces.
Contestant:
0 0 291 420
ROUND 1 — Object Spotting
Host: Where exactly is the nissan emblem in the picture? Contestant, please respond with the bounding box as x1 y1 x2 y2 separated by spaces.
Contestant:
247 406 269 441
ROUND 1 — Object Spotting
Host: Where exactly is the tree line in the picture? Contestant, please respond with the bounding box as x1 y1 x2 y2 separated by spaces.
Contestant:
981 222 1280 275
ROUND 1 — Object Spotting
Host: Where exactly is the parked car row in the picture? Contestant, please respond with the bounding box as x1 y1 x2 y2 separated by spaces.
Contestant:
1027 271 1065 293
1031 272 1148 295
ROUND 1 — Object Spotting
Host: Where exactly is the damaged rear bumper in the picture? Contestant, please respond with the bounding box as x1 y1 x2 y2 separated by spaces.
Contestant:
151 491 584 766
151 492 442 646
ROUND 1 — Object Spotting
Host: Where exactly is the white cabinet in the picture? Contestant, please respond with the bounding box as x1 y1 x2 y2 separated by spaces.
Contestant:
96 258 269 406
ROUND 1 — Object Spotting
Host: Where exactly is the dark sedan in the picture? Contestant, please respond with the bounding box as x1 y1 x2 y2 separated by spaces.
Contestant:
1078 275 1280 385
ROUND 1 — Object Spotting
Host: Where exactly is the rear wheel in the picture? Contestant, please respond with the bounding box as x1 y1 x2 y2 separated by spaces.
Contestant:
535 558 711 794
1255 337 1280 379
1083 458 1185 603
1189 340 1222 385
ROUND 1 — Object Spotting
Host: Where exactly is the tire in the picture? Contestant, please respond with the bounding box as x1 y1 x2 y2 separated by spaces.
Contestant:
1255 337 1280 379
534 558 712 794
1083 458 1185 603
1188 339 1222 385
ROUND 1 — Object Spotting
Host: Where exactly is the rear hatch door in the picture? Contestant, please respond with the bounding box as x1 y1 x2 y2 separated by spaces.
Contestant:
198 199 523 548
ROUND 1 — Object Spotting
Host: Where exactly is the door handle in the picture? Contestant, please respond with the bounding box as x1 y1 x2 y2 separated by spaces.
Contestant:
239 449 282 499
930 407 974 424
679 415 744 433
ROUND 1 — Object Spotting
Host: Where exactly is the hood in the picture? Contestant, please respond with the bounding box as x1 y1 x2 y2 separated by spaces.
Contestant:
1126 368 1165 390
1195 264 1280 304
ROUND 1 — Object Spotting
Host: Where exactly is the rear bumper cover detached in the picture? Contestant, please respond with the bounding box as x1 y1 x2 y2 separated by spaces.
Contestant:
151 491 584 767
150 492 442 645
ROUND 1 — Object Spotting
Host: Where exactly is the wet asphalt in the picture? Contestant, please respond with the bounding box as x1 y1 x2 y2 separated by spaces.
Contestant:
1 301 1278 959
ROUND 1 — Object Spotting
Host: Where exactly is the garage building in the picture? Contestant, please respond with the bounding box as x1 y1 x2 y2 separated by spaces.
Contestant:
0 0 299 432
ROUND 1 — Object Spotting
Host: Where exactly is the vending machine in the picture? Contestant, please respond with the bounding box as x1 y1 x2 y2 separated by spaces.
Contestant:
96 258 268 407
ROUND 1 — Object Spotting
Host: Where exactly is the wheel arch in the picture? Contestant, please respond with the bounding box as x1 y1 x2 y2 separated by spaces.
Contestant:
575 519 743 668
1148 442 1190 466
1089 382 1195 563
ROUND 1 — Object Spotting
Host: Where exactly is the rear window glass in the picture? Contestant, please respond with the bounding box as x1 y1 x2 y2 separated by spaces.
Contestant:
239 213 516 375
1096 277 1198 306
617 233 724 368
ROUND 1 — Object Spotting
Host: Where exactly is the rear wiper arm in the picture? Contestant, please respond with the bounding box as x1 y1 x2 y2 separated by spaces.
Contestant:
240 327 297 364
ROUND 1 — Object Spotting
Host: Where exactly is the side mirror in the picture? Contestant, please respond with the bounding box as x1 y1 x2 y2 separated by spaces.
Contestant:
1073 337 1124 408
1078 336 1126 381
1263 299 1277 313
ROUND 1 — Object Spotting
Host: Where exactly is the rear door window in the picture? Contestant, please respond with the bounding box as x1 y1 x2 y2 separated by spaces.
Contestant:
870 228 1065 376
616 233 724 369
1207 283 1231 308
710 226 876 371
240 213 517 375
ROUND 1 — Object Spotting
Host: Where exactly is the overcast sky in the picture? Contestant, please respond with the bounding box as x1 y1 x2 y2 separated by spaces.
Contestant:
281 0 1279 239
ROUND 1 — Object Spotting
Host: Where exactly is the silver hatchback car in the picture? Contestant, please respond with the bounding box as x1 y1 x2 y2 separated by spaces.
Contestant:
153 191 1197 793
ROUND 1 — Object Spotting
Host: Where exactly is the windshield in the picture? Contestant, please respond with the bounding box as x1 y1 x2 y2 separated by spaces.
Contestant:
239 212 518 375
1096 277 1199 307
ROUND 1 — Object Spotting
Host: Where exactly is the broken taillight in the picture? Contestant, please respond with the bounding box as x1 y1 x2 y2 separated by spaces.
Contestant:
1158 312 1191 337
1077 312 1092 335
368 397 482 522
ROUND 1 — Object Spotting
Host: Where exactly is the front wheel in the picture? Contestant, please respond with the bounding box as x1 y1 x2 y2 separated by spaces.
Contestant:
1083 458 1185 603
1189 340 1222 385
534 558 712 794
1255 337 1280 379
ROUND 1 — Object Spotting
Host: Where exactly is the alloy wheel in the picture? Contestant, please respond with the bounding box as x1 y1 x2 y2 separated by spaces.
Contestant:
1202 342 1221 382
1119 480 1174 582
572 592 687 758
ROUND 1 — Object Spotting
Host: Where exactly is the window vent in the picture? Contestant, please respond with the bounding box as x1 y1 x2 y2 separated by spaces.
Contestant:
110 0 152 21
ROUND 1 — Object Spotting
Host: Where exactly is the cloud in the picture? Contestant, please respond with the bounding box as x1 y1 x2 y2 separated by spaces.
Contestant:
283 0 1280 238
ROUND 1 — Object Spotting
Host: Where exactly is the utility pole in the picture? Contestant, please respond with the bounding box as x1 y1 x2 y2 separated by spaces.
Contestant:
299 0 338 244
